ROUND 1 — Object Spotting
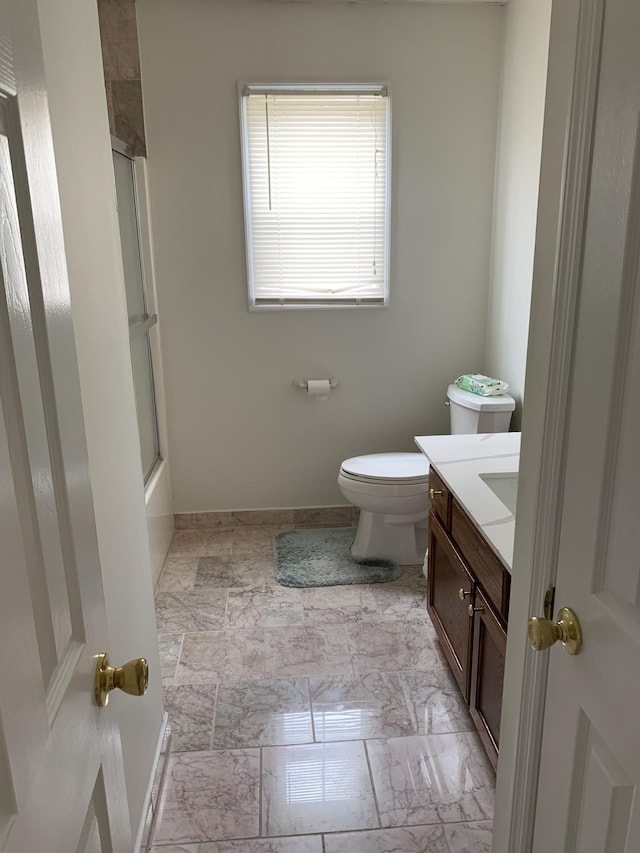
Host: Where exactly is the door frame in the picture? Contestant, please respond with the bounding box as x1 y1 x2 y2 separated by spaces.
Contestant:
493 0 606 849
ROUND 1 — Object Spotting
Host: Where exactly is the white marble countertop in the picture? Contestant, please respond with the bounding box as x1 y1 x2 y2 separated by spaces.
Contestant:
414 433 521 572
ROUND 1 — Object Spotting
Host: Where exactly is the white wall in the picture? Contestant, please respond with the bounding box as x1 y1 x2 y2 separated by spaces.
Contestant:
485 0 553 427
137 0 504 513
37 0 165 837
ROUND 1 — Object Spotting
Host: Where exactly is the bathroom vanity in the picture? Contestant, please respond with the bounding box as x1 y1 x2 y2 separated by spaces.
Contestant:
414 433 520 769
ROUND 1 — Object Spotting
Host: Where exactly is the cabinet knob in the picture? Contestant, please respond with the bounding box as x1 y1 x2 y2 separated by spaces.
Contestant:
468 603 484 617
429 488 444 500
458 588 471 600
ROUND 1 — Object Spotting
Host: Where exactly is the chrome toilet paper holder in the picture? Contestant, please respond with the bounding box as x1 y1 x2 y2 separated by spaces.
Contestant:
292 377 340 392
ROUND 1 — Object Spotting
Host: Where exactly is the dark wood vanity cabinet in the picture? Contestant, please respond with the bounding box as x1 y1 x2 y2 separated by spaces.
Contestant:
452 501 511 620
469 589 506 769
428 512 474 701
427 469 509 770
428 467 451 528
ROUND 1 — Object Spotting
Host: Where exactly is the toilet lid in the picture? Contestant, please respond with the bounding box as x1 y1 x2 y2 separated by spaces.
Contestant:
341 453 430 484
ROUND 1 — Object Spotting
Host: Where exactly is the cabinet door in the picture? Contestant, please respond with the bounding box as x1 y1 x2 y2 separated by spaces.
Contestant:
427 510 474 701
469 589 506 770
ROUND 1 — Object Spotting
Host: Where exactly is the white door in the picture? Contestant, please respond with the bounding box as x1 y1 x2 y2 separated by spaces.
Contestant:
0 3 132 851
530 0 640 847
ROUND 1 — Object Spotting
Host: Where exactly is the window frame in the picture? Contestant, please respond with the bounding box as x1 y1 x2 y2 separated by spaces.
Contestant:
238 82 392 311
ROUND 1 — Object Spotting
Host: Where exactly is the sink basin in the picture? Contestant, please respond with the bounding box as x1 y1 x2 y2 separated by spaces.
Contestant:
479 472 518 514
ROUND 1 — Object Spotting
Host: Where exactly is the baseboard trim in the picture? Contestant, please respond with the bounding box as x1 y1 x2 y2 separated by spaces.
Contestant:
174 505 357 530
136 712 171 852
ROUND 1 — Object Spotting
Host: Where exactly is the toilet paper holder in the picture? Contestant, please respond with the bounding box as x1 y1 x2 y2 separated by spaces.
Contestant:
292 377 339 392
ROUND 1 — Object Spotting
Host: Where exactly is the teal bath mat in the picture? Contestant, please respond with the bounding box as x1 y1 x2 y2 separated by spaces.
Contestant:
273 527 400 588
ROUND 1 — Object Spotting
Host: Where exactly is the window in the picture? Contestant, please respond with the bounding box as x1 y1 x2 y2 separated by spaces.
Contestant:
239 84 391 309
112 141 161 484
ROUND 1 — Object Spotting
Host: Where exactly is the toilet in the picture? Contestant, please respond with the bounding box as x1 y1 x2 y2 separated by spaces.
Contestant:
338 383 516 564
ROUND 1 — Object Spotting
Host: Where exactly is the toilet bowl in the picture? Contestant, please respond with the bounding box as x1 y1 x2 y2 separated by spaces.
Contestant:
338 383 516 565
338 452 430 565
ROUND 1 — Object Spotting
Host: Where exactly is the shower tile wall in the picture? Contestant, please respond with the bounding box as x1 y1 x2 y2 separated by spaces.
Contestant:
149 524 494 852
97 0 146 154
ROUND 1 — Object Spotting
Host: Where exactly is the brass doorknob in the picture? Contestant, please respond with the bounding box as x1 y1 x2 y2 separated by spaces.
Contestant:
95 653 149 707
429 487 444 500
458 587 471 600
528 607 582 655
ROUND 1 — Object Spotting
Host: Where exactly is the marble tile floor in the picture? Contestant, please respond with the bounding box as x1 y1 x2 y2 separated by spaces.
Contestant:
150 525 494 852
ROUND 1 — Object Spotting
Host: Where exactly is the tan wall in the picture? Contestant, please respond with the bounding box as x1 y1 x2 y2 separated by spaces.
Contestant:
137 0 504 513
485 0 553 427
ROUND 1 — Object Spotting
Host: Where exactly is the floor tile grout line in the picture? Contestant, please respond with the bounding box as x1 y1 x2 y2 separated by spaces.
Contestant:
396 669 420 736
306 676 317 744
151 818 493 847
258 744 263 838
208 683 219 751
319 818 490 834
340 622 357 679
173 633 184 686
171 727 483 755
362 737 383 830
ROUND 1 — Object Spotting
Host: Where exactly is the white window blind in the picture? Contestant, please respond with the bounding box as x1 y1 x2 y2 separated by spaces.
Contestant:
240 85 390 309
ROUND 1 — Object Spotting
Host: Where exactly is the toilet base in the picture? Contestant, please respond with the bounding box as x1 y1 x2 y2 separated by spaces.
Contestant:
351 509 428 565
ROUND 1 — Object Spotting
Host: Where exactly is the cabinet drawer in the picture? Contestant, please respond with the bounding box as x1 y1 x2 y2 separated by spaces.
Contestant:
451 500 509 619
429 467 451 529
427 510 474 701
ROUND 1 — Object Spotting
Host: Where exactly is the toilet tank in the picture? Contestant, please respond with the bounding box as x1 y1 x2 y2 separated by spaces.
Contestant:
446 384 515 434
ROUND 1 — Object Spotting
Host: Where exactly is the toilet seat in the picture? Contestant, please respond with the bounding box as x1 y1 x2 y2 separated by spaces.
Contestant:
340 452 429 485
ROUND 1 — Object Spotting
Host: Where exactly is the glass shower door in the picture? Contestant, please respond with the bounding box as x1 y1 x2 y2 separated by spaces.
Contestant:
112 141 160 483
